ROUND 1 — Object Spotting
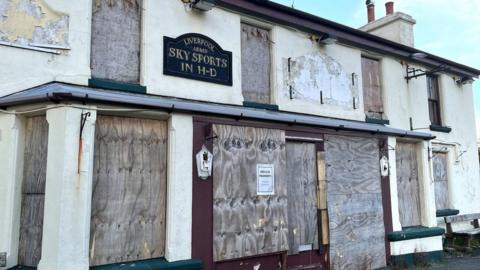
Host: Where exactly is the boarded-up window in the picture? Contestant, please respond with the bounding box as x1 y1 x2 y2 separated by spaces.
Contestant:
241 23 271 104
433 152 448 209
427 75 442 126
91 0 141 83
396 142 422 227
325 135 386 270
89 116 167 266
212 125 288 261
18 116 49 267
362 57 383 119
286 142 318 254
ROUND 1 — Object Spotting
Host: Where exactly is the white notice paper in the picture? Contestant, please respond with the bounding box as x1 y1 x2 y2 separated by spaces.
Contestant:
256 164 275 195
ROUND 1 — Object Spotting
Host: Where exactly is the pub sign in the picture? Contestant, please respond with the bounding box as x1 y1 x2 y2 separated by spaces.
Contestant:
163 33 232 86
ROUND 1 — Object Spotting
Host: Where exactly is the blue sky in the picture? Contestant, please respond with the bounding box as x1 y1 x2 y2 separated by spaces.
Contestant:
273 0 480 134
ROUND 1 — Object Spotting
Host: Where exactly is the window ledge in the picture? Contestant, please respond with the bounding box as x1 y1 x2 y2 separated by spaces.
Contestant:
436 209 460 217
365 116 390 125
89 78 147 94
243 101 279 111
387 226 445 242
429 125 452 133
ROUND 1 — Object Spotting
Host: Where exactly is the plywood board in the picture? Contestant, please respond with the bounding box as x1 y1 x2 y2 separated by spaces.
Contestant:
325 135 386 270
286 142 318 254
18 116 49 267
241 23 271 104
362 57 383 118
432 152 448 210
91 0 141 82
212 124 288 261
90 116 167 266
395 142 422 227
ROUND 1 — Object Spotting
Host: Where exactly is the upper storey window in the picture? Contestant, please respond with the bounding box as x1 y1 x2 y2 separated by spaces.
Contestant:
427 74 442 126
241 23 271 104
361 56 384 120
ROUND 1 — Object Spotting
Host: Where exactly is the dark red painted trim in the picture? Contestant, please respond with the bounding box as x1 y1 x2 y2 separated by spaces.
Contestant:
192 120 214 270
379 139 393 263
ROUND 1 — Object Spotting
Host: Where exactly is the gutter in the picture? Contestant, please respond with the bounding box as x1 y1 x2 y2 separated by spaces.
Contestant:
0 83 435 141
217 0 480 78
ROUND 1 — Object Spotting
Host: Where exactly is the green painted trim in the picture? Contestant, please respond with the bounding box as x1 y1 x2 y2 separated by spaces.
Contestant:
8 259 202 270
89 78 147 94
390 250 443 268
365 116 390 125
430 124 452 133
243 101 279 111
436 208 460 217
387 226 445 242
90 258 202 270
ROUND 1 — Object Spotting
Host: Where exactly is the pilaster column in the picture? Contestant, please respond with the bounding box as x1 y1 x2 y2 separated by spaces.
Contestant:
37 106 96 270
0 114 25 269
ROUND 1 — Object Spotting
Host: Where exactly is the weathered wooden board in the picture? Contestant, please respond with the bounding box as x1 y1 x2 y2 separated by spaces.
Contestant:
91 0 141 82
18 116 49 267
432 152 448 210
212 124 288 261
241 23 271 104
362 57 383 119
90 116 167 266
396 142 422 227
286 142 318 254
325 135 386 270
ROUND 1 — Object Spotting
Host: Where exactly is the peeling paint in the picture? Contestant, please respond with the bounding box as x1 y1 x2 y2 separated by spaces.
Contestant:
0 0 69 47
283 52 359 109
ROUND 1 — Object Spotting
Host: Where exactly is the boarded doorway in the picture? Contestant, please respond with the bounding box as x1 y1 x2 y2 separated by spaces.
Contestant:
212 124 288 262
285 142 319 254
89 116 167 266
396 142 422 227
325 135 386 270
18 116 49 267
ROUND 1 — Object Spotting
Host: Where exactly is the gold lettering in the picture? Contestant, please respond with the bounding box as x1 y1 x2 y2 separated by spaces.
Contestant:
169 47 176 57
181 62 194 73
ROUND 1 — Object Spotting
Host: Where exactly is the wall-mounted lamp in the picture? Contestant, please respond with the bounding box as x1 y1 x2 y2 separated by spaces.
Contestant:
318 33 338 45
190 0 216 11
456 77 474 85
410 52 428 59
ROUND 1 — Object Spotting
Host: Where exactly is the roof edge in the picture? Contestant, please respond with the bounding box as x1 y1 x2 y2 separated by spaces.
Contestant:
217 0 480 78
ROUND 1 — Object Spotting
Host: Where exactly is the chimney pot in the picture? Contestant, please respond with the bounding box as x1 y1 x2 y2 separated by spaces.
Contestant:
386 1 394 15
366 0 375 23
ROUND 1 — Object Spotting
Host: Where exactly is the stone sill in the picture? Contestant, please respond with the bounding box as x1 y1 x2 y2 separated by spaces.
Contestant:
388 226 445 242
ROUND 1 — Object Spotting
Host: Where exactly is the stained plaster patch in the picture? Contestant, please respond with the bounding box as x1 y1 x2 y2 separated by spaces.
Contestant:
0 0 69 47
284 52 359 109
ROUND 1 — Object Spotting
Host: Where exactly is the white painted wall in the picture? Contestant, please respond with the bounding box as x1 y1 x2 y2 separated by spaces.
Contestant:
0 0 92 96
0 114 25 269
390 236 443 256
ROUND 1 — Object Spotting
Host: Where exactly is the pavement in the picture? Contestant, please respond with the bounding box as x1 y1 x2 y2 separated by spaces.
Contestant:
411 249 480 270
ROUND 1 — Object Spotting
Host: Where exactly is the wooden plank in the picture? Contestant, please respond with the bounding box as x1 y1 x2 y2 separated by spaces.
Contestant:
362 57 383 119
212 124 288 261
396 142 422 227
22 116 49 194
317 152 326 210
320 209 329 245
432 152 448 209
18 116 48 267
241 23 271 104
91 0 141 83
445 214 480 223
286 142 318 255
89 116 167 266
325 135 386 270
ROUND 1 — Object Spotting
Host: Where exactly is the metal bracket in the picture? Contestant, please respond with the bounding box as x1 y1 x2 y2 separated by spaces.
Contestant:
405 64 448 81
80 112 91 137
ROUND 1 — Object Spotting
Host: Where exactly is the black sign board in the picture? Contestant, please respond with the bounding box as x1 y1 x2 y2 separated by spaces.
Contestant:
163 33 232 86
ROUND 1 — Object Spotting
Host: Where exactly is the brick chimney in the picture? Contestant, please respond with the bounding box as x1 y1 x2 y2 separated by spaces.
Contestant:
385 1 394 15
359 1 416 47
366 0 375 23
